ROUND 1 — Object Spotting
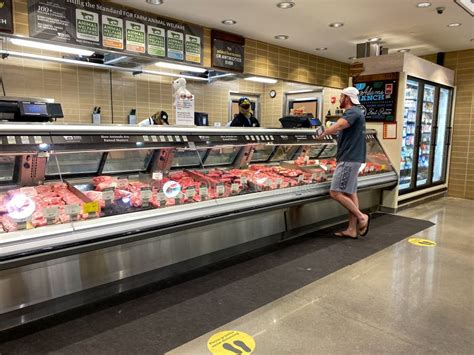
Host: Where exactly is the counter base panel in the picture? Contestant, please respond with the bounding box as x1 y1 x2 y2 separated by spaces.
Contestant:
1 189 381 331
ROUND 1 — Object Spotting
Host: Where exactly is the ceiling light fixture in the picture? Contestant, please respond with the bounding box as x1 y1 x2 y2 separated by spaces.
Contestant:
146 0 164 4
315 47 328 51
244 76 278 84
221 19 237 25
277 1 296 9
447 23 462 27
274 35 289 40
367 37 381 42
155 61 207 73
329 22 344 28
416 2 432 8
398 49 410 53
10 38 94 56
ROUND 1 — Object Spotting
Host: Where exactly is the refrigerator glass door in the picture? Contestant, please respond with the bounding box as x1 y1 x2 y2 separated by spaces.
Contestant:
416 84 435 187
400 79 419 190
432 88 451 183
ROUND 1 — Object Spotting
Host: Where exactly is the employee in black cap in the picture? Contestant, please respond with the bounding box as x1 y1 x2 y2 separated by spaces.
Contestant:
230 97 260 127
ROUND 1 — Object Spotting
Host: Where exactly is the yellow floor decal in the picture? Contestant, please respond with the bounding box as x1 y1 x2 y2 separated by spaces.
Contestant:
408 237 437 247
208 330 255 354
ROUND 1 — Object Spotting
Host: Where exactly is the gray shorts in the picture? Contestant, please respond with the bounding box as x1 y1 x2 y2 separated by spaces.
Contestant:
330 162 361 194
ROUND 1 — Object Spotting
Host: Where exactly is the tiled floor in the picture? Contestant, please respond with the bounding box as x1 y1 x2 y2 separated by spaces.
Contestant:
168 197 474 354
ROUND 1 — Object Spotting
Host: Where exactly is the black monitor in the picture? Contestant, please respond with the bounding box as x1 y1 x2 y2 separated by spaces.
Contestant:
194 112 209 126
47 103 64 119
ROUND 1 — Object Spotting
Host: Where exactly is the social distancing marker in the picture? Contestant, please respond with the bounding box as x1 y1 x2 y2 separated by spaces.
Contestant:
207 330 255 355
408 237 437 247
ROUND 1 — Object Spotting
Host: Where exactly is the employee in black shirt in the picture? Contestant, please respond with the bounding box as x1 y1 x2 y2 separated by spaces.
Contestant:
230 97 260 127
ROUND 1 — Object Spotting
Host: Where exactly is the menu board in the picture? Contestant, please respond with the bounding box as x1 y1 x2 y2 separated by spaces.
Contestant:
27 0 203 64
211 30 245 73
0 0 14 33
354 73 399 122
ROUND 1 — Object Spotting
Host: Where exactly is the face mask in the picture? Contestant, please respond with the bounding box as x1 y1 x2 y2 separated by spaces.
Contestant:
240 105 252 119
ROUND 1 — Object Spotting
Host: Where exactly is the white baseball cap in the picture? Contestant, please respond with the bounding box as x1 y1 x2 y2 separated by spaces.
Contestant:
342 87 360 105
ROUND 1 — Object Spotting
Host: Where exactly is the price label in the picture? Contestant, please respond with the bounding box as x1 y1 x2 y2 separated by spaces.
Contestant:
151 135 158 142
231 183 239 193
186 188 196 198
34 136 43 144
7 136 16 144
311 173 317 182
117 179 129 189
143 135 150 142
315 159 320 165
158 192 166 201
200 186 208 198
276 178 283 187
297 175 304 183
141 187 153 200
216 184 225 196
83 201 99 214
264 179 272 187
381 164 386 171
241 176 247 185
188 141 196 150
102 188 115 201
65 204 81 216
159 135 166 142
152 172 163 180
304 156 309 163
43 206 59 219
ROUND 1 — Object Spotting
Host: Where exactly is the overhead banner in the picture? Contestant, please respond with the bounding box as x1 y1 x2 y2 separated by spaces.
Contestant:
211 30 245 73
27 0 203 64
353 72 399 122
0 0 14 34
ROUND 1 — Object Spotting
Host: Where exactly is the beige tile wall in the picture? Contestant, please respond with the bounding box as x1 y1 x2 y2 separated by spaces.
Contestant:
422 49 474 200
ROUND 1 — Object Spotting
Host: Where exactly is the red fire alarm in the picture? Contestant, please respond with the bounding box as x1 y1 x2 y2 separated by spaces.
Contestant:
331 96 337 104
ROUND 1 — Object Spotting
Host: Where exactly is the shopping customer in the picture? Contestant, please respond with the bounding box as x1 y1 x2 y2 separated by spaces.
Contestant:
230 97 260 127
317 87 371 238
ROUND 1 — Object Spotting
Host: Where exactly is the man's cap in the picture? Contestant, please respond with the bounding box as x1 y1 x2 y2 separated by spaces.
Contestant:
238 97 251 107
342 87 360 105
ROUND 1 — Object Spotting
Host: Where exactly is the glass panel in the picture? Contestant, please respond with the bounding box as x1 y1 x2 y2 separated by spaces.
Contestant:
204 146 240 166
103 150 153 173
432 88 450 183
251 145 274 162
171 149 205 168
400 79 418 190
417 84 435 187
318 144 338 159
0 156 15 182
365 139 393 174
46 152 103 176
306 145 325 159
270 145 299 162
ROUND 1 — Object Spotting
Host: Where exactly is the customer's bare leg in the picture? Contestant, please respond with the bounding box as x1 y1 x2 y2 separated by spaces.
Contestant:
330 190 368 228
336 193 358 237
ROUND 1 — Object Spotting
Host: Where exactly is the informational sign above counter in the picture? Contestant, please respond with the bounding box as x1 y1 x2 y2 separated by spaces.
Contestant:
354 72 399 122
27 0 203 64
0 0 14 34
211 30 245 73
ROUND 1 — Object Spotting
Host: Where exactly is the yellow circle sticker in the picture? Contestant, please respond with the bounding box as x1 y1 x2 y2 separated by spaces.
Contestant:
408 237 437 247
207 330 255 355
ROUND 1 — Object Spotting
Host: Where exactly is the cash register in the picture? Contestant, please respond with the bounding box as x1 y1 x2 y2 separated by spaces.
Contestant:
0 97 63 122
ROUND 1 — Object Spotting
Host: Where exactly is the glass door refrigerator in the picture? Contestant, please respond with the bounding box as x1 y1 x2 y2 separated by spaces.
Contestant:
399 77 453 194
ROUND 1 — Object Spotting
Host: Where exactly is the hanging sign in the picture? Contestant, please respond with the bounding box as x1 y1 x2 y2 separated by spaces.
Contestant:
0 0 14 34
211 30 245 73
353 72 399 122
27 0 203 64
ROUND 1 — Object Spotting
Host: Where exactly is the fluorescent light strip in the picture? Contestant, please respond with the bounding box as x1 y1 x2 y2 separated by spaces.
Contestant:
104 55 129 65
244 76 278 84
0 50 208 81
156 61 207 73
10 38 94 56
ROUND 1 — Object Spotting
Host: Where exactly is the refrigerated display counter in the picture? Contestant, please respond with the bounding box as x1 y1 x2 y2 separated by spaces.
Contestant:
0 124 396 329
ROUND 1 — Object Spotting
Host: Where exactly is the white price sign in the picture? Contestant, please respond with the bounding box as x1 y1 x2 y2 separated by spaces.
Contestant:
152 172 163 180
264 179 272 187
117 179 129 189
311 173 317 182
216 184 225 196
240 176 247 185
65 204 81 216
186 188 196 198
304 156 309 163
141 188 153 200
200 186 208 197
297 175 304 183
276 178 283 186
231 183 239 193
102 188 115 201
43 206 59 219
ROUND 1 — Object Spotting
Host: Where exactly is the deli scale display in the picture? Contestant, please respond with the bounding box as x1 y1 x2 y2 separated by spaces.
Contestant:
0 123 396 330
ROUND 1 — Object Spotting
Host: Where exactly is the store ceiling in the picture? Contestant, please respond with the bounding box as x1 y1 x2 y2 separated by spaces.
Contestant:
113 0 473 64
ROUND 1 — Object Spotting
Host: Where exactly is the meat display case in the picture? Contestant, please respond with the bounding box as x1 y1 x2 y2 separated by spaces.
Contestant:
0 124 396 330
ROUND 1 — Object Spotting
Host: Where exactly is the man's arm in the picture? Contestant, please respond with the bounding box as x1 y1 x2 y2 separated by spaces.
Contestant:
318 118 350 137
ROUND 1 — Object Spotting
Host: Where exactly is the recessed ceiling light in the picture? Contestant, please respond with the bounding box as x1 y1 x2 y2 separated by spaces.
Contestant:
367 37 381 42
277 1 295 9
315 47 328 51
329 22 344 28
221 19 237 25
398 49 410 53
146 0 164 4
274 35 289 40
447 23 462 27
416 2 431 7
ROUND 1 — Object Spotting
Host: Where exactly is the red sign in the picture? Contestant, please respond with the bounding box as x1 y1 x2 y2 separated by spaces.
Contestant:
385 83 393 95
